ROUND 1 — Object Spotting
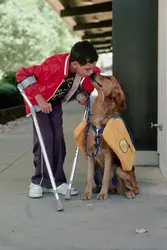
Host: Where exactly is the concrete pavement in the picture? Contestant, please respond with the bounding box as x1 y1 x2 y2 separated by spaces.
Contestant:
0 101 167 250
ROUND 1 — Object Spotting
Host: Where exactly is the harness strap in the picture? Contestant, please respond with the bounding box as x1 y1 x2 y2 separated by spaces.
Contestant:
84 92 105 158
92 124 105 135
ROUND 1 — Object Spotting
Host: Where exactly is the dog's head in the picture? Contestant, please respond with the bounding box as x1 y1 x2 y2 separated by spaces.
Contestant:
91 73 126 111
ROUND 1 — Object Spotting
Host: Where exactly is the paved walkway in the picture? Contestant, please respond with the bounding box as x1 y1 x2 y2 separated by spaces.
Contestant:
0 101 167 250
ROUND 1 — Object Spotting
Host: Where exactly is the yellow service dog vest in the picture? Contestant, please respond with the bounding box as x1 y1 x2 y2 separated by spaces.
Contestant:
74 117 136 172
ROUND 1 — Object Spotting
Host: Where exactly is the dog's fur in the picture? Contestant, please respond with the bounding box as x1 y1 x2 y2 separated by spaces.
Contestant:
82 73 139 200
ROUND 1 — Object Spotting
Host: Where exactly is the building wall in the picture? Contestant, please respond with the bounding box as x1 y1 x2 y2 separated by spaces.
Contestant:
112 0 158 153
157 0 167 178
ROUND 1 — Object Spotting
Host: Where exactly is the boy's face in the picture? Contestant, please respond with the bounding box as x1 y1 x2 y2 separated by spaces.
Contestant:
75 62 97 77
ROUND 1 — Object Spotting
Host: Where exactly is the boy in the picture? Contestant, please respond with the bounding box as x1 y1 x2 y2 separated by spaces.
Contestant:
16 40 100 198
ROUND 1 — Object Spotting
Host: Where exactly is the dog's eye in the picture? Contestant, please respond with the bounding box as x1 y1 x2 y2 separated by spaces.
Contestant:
106 76 111 80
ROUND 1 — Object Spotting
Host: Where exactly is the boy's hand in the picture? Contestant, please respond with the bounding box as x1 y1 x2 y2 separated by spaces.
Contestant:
76 92 88 105
35 94 52 113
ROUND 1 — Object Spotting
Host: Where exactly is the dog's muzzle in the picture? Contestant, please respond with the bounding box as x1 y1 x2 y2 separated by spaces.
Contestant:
91 73 102 87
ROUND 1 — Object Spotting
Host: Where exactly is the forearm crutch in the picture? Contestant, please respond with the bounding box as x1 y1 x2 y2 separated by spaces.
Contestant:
65 106 87 200
18 85 64 211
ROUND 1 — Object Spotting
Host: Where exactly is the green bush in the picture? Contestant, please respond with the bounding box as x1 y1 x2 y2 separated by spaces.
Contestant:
0 105 25 125
0 81 24 109
1 71 17 86
0 79 25 123
0 81 17 92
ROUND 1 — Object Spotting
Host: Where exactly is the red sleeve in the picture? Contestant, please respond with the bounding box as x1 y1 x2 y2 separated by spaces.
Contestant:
15 65 42 97
15 55 59 98
81 66 101 94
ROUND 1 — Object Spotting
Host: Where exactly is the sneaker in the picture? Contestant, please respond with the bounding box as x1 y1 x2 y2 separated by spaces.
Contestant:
49 183 78 196
28 183 49 198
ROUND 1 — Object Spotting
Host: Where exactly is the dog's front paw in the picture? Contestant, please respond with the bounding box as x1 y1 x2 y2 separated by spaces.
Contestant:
82 192 92 200
97 192 108 200
125 191 136 199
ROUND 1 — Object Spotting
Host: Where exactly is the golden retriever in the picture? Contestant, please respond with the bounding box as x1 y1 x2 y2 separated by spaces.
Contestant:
82 73 139 200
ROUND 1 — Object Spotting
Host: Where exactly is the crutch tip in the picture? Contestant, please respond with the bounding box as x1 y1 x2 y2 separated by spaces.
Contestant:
57 200 64 211
64 189 71 200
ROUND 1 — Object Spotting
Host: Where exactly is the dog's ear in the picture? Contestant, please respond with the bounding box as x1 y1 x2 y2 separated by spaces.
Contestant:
116 89 126 110
110 77 126 110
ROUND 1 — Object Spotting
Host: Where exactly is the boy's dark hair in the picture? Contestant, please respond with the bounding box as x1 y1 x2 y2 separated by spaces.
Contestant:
70 40 98 65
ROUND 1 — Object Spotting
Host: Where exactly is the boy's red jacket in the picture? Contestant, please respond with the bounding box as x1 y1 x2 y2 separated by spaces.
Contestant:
16 53 101 115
